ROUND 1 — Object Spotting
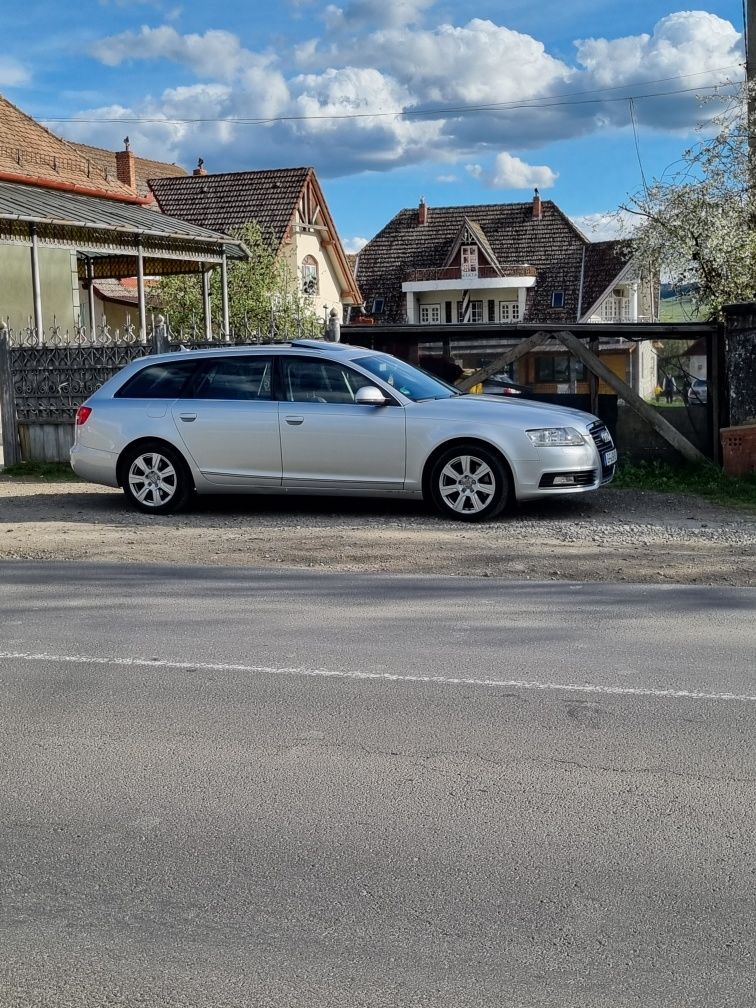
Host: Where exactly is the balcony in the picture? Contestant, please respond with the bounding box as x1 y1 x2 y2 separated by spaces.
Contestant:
404 264 536 282
402 263 537 293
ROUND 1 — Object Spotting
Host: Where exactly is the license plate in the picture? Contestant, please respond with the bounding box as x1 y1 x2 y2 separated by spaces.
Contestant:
603 448 618 466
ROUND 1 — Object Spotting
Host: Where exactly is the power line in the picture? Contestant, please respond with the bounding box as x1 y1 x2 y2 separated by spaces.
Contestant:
40 68 744 127
629 97 649 195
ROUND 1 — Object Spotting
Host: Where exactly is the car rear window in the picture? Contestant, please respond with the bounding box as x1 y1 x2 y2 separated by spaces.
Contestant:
115 359 198 399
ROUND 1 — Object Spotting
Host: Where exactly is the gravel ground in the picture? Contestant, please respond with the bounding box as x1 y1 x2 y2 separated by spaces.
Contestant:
1 478 754 586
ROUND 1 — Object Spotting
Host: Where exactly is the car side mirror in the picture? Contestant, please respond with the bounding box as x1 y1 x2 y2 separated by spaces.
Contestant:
355 386 388 406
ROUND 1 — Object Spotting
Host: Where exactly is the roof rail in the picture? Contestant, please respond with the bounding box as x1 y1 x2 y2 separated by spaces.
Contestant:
289 338 347 350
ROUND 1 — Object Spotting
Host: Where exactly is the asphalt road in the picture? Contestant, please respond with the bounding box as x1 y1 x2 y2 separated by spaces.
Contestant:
1 562 755 1008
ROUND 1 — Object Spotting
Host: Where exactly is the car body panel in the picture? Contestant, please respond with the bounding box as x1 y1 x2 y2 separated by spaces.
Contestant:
71 342 616 509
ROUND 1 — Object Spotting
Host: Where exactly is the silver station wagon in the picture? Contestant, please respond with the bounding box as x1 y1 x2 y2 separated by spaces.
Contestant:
70 340 617 522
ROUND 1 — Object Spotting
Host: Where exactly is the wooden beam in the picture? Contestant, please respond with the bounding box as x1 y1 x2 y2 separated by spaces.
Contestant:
556 330 710 466
455 331 553 392
0 330 21 467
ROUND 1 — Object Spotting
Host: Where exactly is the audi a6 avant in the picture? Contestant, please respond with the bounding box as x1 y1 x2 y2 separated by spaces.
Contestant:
70 340 617 522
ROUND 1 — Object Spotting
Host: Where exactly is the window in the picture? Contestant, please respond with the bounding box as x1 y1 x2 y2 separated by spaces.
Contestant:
457 300 483 322
354 354 457 401
499 301 521 322
551 291 565 308
371 298 385 315
535 355 586 383
461 245 479 278
283 357 375 404
419 303 441 324
115 359 198 398
301 255 319 296
189 356 273 400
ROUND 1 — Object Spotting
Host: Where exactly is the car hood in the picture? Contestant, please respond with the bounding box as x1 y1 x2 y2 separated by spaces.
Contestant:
409 393 601 427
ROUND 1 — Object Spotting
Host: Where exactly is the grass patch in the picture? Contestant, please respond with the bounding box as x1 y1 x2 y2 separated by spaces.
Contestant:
613 460 756 511
0 461 78 481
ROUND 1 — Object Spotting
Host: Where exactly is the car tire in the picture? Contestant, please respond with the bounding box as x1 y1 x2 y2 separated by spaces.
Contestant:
121 441 192 515
428 443 510 522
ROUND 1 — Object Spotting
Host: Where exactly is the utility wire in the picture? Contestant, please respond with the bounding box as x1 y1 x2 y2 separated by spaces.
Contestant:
629 97 649 195
41 69 744 127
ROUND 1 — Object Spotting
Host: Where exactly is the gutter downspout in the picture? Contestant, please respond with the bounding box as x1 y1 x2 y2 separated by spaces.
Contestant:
29 223 43 343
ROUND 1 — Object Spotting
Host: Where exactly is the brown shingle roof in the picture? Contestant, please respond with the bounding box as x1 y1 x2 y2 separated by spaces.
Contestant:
580 239 634 319
0 93 141 201
70 141 186 198
148 167 311 246
356 200 632 324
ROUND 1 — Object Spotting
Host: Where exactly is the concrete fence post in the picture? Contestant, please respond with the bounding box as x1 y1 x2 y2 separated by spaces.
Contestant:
326 307 341 343
152 315 170 355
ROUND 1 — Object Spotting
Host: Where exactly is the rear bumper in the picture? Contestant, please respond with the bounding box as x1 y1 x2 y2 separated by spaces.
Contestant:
70 443 120 488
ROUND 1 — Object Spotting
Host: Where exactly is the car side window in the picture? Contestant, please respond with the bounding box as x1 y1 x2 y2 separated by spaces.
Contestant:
188 357 274 401
115 359 198 399
283 357 374 404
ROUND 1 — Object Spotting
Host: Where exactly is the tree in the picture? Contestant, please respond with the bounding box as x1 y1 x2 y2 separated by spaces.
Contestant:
155 222 324 339
620 82 756 319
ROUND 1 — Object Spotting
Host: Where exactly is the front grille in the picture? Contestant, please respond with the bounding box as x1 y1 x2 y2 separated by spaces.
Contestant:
539 470 597 488
588 421 613 450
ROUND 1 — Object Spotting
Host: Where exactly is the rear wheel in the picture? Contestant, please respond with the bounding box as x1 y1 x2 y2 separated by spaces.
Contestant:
121 442 192 515
428 444 509 522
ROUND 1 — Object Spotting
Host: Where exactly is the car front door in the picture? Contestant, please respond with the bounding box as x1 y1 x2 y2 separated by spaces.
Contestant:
279 356 406 489
171 355 282 486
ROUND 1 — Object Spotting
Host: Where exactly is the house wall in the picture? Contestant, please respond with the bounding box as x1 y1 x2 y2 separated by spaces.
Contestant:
517 350 632 395
80 292 136 335
412 287 523 324
0 244 80 332
284 230 345 321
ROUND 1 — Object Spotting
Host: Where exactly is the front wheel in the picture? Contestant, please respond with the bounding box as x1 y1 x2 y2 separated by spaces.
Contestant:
121 442 192 515
428 444 510 522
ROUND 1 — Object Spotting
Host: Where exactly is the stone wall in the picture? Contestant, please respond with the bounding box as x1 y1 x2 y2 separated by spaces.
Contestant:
723 303 756 426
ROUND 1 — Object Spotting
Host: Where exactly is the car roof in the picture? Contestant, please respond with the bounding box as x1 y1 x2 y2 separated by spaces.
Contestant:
140 341 376 365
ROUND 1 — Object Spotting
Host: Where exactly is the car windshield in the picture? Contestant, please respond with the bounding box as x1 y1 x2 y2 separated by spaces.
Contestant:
353 354 459 401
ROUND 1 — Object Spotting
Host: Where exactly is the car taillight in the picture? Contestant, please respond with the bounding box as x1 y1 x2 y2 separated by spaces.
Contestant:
75 406 92 425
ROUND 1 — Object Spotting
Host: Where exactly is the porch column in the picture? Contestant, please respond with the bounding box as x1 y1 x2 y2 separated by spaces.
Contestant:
136 237 147 344
517 287 527 320
86 258 96 339
220 252 230 342
29 224 43 344
629 281 639 322
405 290 417 324
201 267 212 340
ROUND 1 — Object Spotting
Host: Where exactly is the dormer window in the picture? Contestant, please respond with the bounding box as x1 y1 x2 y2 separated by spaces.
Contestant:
302 256 319 296
461 245 479 278
551 291 565 308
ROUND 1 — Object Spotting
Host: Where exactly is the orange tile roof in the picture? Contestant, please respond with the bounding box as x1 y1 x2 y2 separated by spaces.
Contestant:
0 93 144 201
70 141 187 198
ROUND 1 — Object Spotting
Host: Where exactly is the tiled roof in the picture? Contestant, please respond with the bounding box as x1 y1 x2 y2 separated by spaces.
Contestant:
94 278 159 306
0 93 139 201
580 240 634 319
149 167 312 246
70 141 186 198
355 200 632 324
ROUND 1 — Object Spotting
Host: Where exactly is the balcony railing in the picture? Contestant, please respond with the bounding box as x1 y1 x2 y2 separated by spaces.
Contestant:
403 264 536 283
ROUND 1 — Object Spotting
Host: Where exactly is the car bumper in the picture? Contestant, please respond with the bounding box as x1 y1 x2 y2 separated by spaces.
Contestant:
513 444 615 500
70 443 120 488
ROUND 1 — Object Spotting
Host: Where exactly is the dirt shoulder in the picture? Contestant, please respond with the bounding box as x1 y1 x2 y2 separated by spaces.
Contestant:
0 478 754 586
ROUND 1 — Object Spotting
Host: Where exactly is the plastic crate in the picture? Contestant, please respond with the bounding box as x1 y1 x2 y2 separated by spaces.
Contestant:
720 425 756 476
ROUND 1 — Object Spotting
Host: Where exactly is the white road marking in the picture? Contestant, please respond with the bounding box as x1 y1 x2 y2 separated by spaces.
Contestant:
0 650 754 703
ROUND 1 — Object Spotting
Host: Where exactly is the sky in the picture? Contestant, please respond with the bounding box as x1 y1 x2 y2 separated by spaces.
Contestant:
0 0 746 251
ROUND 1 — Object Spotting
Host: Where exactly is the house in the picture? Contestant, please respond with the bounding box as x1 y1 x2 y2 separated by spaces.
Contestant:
0 93 247 339
681 337 707 380
354 191 658 397
149 166 361 324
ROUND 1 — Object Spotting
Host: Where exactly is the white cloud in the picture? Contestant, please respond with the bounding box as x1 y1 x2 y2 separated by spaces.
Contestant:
436 173 457 182
0 57 30 87
489 152 557 189
74 11 744 180
343 235 369 253
570 209 637 241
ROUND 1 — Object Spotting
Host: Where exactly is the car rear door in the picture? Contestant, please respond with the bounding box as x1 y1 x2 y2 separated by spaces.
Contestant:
171 354 282 486
278 356 406 489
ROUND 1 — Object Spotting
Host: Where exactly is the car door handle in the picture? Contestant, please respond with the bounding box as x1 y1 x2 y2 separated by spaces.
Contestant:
178 413 197 422
284 416 304 426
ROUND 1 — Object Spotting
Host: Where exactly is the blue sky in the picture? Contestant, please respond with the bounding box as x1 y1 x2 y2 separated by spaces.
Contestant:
0 0 745 250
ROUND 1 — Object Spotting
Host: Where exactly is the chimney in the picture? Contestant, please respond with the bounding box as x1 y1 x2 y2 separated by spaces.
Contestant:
193 158 208 176
532 187 542 220
114 136 137 190
418 196 428 226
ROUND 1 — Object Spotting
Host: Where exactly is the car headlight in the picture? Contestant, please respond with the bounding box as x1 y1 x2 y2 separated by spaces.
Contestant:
526 427 586 447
